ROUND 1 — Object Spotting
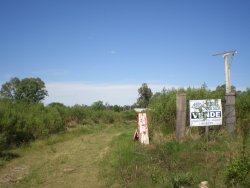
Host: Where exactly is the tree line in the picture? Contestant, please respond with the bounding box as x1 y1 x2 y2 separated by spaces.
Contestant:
1 77 249 154
0 77 136 152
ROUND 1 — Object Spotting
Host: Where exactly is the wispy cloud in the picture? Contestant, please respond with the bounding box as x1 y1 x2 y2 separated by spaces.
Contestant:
108 50 117 54
32 69 69 77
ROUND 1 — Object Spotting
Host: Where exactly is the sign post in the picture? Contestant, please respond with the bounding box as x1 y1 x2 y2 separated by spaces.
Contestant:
134 108 149 145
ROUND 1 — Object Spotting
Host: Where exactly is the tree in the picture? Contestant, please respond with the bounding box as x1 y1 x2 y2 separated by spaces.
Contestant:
0 77 20 100
137 83 153 108
91 100 105 110
0 77 48 103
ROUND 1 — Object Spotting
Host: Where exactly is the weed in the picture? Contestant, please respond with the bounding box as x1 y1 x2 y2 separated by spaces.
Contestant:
170 172 195 188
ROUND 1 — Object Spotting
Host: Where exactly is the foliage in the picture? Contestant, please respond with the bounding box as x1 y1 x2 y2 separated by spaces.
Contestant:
147 84 247 137
148 88 177 134
137 83 153 108
0 77 48 103
91 100 105 111
225 155 250 187
0 100 65 150
0 77 20 100
225 117 250 187
0 97 136 152
236 88 250 120
101 125 248 187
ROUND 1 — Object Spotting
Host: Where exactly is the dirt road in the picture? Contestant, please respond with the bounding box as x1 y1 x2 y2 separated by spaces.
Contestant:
0 125 127 188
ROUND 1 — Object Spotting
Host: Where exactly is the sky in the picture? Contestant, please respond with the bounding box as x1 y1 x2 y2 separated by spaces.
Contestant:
0 0 250 106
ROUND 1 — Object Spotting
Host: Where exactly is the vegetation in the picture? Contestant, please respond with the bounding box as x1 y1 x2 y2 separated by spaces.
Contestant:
0 100 135 152
0 77 136 155
101 84 250 187
0 77 48 103
0 123 132 187
136 83 153 108
0 79 249 187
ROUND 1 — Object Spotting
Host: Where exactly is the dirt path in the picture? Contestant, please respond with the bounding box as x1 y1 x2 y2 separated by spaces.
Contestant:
0 126 125 188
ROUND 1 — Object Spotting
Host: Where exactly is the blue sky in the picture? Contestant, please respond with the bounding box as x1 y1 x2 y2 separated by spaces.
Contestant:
0 0 249 105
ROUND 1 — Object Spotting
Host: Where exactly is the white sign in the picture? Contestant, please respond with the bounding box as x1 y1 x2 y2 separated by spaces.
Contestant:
189 99 222 127
137 113 149 144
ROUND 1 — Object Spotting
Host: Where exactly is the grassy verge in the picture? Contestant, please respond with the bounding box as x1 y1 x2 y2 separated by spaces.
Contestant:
100 128 250 187
0 124 99 167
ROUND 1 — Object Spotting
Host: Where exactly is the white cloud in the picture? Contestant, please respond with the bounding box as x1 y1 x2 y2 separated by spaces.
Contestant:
44 82 176 106
108 50 117 54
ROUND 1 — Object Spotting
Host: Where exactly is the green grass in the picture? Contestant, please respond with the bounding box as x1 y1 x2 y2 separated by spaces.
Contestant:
0 123 135 188
100 128 250 188
1 123 249 188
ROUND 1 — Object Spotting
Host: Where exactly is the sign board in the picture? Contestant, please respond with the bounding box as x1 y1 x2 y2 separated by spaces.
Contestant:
137 112 149 144
189 99 222 127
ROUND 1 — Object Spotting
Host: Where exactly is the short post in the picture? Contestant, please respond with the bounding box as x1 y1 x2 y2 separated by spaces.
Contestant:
205 126 209 137
225 92 236 134
176 93 186 143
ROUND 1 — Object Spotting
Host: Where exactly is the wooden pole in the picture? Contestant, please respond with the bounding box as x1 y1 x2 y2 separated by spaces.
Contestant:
176 93 186 143
205 126 209 138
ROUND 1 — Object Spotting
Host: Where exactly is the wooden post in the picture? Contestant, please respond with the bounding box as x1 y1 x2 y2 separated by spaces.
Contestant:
225 92 236 134
205 126 209 137
176 93 186 143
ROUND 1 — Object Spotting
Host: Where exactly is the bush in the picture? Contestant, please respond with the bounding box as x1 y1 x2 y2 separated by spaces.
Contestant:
148 88 177 134
0 100 64 149
225 155 250 187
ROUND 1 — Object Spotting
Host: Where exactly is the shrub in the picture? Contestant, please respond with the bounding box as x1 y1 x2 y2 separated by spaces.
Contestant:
0 100 64 149
148 88 177 134
225 155 250 187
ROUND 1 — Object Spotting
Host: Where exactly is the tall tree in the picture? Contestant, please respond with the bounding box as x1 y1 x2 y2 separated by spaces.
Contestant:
0 77 20 100
137 83 153 108
0 77 48 103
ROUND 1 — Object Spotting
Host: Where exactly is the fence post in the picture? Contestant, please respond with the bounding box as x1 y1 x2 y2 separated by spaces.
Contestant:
225 92 236 134
176 93 186 143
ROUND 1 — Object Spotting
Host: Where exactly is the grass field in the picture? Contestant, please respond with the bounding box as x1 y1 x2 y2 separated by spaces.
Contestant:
100 127 250 188
0 123 249 188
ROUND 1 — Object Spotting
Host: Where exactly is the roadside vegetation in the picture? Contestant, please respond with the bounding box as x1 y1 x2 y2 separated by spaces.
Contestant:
0 100 135 156
0 78 249 187
101 84 250 187
0 77 135 160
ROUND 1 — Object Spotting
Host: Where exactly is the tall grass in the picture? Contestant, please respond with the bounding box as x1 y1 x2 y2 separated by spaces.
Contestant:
100 128 249 187
100 85 250 187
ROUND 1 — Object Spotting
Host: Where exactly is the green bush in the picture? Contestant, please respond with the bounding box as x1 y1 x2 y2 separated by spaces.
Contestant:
0 99 136 151
0 100 64 149
148 88 177 134
225 155 250 187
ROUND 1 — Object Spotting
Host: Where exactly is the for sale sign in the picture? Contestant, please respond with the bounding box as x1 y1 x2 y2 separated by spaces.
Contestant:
189 99 222 126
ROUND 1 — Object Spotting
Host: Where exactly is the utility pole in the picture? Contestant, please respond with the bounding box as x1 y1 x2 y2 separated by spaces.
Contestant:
213 50 237 94
213 50 237 134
